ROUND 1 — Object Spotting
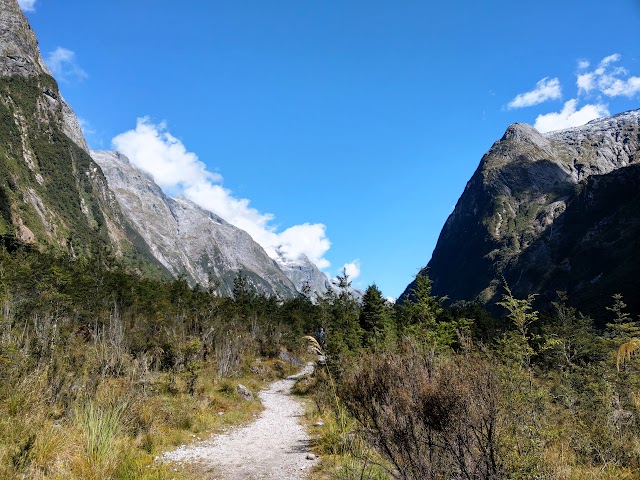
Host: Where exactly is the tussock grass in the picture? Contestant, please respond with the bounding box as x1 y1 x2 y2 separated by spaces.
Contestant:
0 339 298 479
0 244 315 478
76 399 125 474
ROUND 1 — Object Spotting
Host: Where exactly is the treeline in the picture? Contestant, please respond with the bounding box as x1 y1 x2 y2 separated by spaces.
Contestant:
0 241 322 479
1 239 639 479
307 275 640 479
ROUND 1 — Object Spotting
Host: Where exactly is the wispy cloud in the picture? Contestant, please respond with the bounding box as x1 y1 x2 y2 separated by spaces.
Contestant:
507 77 562 109
45 47 88 83
17 0 36 12
534 99 609 133
78 118 96 136
112 118 332 270
577 59 590 70
342 259 361 281
577 53 640 98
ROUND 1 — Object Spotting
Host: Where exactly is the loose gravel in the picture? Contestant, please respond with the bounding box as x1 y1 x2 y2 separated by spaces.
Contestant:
162 362 317 479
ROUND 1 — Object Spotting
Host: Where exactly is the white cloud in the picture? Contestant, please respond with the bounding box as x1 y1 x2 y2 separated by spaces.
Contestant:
534 99 609 133
507 77 562 109
277 224 331 270
113 118 220 192
576 72 595 94
342 260 361 281
17 0 36 12
599 74 640 97
577 60 590 70
576 53 640 98
600 53 621 68
45 47 88 82
112 118 332 270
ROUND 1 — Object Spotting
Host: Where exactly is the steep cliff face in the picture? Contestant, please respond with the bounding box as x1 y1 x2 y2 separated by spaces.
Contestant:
0 0 161 271
0 0 320 298
274 251 330 297
401 110 640 317
506 163 640 317
91 150 300 298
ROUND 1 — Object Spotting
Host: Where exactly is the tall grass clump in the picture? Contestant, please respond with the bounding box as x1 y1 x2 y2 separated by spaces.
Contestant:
75 399 126 475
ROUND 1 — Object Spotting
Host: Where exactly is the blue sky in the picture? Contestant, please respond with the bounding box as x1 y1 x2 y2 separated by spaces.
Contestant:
20 0 640 298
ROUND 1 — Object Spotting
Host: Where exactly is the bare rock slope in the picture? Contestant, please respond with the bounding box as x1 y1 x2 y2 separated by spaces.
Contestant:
92 150 299 298
401 110 640 318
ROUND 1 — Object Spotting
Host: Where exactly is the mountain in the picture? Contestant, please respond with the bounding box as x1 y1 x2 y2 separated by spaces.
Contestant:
400 110 640 319
274 250 330 296
91 150 300 298
0 0 311 298
0 0 164 275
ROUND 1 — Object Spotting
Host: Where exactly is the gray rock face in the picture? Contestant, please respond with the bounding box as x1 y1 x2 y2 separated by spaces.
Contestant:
275 251 331 298
401 109 640 316
0 0 89 154
91 150 300 298
274 251 366 302
0 0 160 267
60 94 90 153
0 0 51 77
506 163 640 321
0 0 322 297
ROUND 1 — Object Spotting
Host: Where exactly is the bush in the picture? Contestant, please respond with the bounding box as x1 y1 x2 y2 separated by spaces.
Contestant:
339 341 503 480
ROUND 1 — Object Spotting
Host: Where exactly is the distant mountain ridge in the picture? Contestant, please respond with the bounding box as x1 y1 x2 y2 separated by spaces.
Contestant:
0 0 333 298
91 150 301 298
401 110 640 318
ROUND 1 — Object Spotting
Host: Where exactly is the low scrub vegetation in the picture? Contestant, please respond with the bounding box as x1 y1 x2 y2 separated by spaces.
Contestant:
302 275 640 479
2 240 640 479
0 243 313 479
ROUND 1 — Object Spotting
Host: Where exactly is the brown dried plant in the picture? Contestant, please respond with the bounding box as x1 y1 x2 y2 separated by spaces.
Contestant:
616 338 640 371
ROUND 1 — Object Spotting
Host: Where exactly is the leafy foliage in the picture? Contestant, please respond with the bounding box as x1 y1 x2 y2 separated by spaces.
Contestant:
397 272 470 350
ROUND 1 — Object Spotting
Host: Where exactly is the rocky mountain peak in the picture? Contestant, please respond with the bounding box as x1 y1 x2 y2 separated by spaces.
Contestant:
0 0 89 152
274 251 330 297
92 149 300 298
0 0 51 77
500 122 542 142
401 108 640 317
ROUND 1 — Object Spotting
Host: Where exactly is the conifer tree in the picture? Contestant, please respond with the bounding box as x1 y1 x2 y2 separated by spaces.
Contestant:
322 269 363 357
397 272 467 349
497 283 538 374
606 294 640 341
359 284 395 348
542 292 601 371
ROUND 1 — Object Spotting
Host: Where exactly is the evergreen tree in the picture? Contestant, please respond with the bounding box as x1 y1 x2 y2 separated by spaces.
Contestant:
542 292 602 372
397 272 467 349
497 283 538 374
322 269 363 358
359 284 395 348
232 271 255 318
606 294 640 341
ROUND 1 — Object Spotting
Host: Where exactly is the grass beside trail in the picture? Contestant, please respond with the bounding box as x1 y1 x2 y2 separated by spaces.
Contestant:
0 357 299 480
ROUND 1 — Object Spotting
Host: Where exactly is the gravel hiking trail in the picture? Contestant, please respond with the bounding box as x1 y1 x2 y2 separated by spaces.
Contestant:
162 362 317 479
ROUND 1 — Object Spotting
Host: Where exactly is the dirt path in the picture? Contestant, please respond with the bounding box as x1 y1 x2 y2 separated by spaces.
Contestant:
162 363 317 479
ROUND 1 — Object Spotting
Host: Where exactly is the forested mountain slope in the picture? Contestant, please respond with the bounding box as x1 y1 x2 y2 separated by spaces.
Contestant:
0 0 165 275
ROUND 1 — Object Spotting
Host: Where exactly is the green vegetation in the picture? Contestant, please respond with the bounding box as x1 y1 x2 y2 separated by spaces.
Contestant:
301 274 640 479
2 227 640 479
0 74 110 249
0 242 314 479
0 74 167 278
